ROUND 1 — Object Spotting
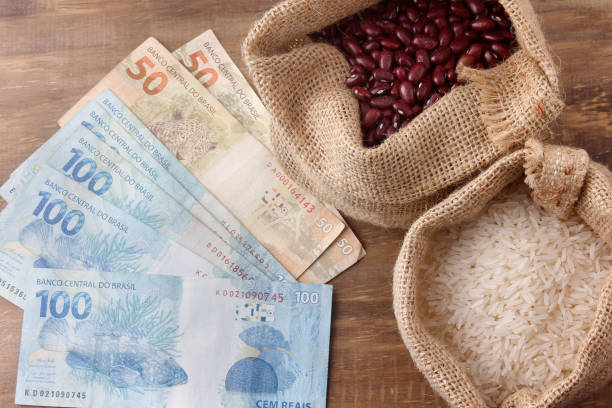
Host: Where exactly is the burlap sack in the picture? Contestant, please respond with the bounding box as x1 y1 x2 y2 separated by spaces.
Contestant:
393 139 612 408
243 0 565 229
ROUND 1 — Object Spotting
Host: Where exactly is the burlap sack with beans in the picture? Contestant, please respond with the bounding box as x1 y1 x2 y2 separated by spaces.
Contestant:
393 139 612 408
243 0 564 228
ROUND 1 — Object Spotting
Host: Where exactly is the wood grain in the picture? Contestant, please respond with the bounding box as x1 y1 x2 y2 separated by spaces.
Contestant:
0 1 610 407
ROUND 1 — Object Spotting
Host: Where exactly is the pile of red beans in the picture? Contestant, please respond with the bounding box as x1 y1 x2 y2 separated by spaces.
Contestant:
309 0 517 147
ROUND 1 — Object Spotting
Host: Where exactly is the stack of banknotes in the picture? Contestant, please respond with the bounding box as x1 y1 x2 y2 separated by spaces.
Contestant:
0 30 366 407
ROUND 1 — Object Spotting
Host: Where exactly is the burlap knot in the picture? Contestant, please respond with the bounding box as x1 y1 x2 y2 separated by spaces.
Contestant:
524 139 590 220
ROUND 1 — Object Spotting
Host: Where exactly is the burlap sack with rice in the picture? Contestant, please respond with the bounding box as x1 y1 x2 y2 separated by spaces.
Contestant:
393 139 611 408
243 0 564 229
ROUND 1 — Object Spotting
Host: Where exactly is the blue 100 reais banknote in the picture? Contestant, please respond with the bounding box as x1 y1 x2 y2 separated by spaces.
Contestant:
0 165 230 308
16 269 332 407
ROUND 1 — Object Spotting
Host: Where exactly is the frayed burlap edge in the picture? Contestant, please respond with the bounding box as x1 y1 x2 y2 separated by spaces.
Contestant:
392 147 612 408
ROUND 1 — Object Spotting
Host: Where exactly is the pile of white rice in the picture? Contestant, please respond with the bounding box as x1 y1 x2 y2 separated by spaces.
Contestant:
417 183 611 406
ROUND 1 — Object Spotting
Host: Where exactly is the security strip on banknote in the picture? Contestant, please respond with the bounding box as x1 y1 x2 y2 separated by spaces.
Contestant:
58 37 346 277
16 268 332 408
173 31 366 283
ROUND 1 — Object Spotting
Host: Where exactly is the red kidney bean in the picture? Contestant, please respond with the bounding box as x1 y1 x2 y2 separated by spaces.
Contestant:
415 49 431 70
359 101 370 116
379 21 398 35
439 28 453 47
373 68 394 82
350 64 365 75
395 51 415 67
412 17 427 34
392 100 412 117
465 0 485 15
444 55 457 69
393 66 408 81
371 95 396 108
446 68 457 82
408 62 427 83
416 77 433 101
378 50 394 70
432 65 446 86
370 82 392 95
384 2 398 20
483 49 499 67
466 43 485 59
491 42 511 59
410 104 422 117
380 37 402 50
450 1 471 18
481 30 506 42
430 46 451 65
399 80 416 104
354 54 376 71
362 107 382 128
352 86 371 101
370 49 381 62
392 112 402 128
342 37 363 56
363 40 380 53
449 35 470 54
434 16 450 30
381 108 394 118
360 20 381 37
405 7 419 22
457 54 476 67
424 23 439 38
390 81 401 98
426 6 447 20
346 72 367 87
464 29 480 40
403 44 418 55
438 84 451 94
452 22 465 38
471 18 495 31
412 35 438 50
424 92 442 109
395 27 412 46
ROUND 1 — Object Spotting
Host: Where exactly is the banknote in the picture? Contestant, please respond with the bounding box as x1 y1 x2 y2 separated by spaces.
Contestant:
174 32 366 282
0 165 232 308
16 268 332 407
58 37 345 277
44 121 271 281
173 29 273 149
2 97 293 283
94 90 295 282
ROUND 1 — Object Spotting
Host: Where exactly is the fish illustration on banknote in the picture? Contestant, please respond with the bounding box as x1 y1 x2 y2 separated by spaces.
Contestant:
37 299 188 390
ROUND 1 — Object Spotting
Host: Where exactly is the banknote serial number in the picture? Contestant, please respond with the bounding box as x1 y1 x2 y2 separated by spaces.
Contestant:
216 289 284 303
266 162 315 214
0 277 25 300
24 388 86 400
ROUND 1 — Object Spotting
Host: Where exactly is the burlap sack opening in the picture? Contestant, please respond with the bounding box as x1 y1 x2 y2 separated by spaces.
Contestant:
244 0 565 229
392 143 612 408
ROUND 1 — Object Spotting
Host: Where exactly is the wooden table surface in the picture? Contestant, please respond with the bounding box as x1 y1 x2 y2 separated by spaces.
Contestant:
0 1 610 407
